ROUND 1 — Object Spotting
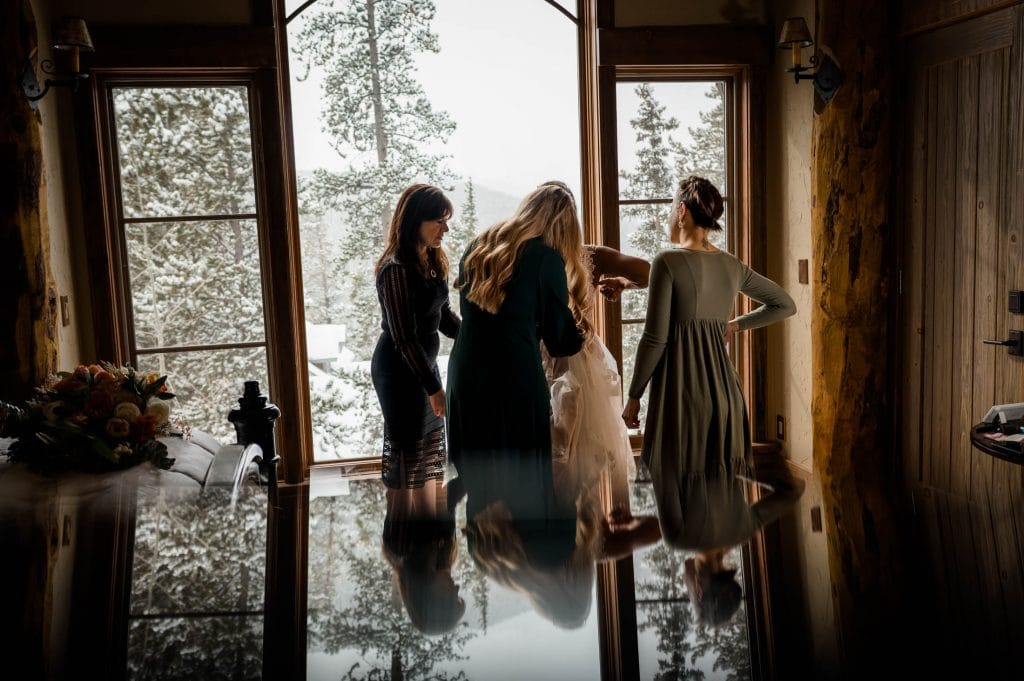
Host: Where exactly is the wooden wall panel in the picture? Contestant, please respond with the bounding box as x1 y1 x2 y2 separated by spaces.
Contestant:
903 0 1023 35
951 56 979 501
900 5 1024 673
970 49 1004 500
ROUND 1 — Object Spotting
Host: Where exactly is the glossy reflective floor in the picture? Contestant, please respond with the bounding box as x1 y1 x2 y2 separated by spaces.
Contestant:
1 454 800 680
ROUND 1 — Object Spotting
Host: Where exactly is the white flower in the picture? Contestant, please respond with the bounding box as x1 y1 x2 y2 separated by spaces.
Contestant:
114 402 141 421
113 443 132 459
146 399 171 426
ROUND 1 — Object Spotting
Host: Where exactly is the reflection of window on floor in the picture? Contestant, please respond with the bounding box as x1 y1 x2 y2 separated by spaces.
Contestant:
615 80 732 435
284 0 581 461
127 489 267 677
110 86 270 442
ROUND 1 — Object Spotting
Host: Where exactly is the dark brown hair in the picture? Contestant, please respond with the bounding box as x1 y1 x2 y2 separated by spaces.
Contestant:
674 175 724 231
375 184 453 278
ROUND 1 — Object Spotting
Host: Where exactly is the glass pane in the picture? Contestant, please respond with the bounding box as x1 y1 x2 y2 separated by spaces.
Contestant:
137 347 269 442
126 220 265 349
619 203 672 260
617 81 727 199
113 86 257 218
287 0 581 461
127 616 263 679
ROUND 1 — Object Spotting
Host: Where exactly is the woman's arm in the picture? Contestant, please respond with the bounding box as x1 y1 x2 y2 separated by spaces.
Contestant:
626 252 674 399
439 300 461 339
732 265 796 331
586 245 651 301
378 265 443 395
539 249 585 357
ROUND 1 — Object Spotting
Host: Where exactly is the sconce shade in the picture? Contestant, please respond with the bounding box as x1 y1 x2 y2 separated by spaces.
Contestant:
51 17 94 52
778 17 813 48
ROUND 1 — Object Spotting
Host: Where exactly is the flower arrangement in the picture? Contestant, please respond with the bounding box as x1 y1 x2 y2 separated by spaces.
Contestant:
0 363 179 475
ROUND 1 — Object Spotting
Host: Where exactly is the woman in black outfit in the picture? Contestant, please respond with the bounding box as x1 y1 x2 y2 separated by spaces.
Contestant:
372 184 460 490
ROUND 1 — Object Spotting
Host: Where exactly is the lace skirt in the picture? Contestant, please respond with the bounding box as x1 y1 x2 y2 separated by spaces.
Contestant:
381 425 447 490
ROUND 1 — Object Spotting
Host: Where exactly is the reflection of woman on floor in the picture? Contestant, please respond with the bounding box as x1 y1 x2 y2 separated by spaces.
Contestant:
463 464 660 630
673 455 805 627
381 480 465 635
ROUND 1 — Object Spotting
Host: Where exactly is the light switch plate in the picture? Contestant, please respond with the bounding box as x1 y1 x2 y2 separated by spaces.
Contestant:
59 295 70 327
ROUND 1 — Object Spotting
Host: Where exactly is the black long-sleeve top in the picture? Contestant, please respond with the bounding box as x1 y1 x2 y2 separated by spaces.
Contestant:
375 259 460 395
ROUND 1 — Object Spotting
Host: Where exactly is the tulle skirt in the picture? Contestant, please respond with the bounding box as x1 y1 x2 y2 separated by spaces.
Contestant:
544 336 636 505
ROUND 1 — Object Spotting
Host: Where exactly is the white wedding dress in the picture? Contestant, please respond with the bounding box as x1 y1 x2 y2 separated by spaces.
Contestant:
544 333 636 505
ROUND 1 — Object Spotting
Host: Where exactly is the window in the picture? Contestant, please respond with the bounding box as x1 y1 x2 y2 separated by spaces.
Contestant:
283 0 582 462
99 80 271 443
609 75 737 432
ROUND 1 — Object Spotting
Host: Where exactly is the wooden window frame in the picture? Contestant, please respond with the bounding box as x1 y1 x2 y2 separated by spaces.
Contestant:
80 23 312 485
581 12 776 681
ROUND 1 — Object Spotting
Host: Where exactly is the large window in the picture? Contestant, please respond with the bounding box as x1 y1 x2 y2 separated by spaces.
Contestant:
612 77 734 433
283 0 582 462
105 83 270 442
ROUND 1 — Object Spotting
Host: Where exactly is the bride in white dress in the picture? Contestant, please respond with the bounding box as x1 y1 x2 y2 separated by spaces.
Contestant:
545 243 650 506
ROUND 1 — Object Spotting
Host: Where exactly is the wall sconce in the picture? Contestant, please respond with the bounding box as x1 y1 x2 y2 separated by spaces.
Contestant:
20 17 94 110
777 16 843 105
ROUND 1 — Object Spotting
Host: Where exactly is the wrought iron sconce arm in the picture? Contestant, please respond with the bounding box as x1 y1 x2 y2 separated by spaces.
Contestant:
21 58 89 108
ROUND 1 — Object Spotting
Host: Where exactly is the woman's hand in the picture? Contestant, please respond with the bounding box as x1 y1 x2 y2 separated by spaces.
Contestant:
723 319 740 345
622 397 641 429
429 388 446 418
598 276 629 302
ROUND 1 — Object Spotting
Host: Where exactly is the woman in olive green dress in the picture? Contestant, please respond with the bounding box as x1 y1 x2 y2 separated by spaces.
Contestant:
446 182 588 520
622 176 796 510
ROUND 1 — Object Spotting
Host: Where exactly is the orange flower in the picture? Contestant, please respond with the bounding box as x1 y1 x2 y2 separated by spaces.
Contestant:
87 364 104 376
94 370 119 392
72 365 91 382
53 377 83 394
84 390 114 419
134 413 159 440
105 417 131 439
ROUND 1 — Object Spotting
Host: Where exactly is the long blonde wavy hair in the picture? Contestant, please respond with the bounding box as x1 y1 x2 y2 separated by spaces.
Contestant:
458 181 592 336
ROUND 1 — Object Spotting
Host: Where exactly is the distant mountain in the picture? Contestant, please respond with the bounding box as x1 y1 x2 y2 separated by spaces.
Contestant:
447 181 521 231
292 173 522 243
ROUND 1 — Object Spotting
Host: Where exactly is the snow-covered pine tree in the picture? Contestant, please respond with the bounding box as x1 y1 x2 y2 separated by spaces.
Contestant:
291 0 457 458
113 86 267 439
672 82 728 251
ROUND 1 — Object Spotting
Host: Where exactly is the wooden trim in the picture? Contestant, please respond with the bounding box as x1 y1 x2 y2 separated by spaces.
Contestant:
579 0 604 340
136 341 267 355
123 213 258 224
87 26 277 69
267 0 315 484
901 0 1023 38
597 64 622 374
89 75 135 364
252 0 274 27
746 65 769 441
599 25 772 67
906 6 1015 68
596 0 614 29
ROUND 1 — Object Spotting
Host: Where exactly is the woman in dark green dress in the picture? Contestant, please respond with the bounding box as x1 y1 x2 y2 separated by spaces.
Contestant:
446 182 589 519
372 184 459 490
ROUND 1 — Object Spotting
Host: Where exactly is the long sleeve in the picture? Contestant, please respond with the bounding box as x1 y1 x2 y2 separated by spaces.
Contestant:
538 249 585 357
734 265 796 331
627 251 675 399
439 301 461 339
378 265 443 395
